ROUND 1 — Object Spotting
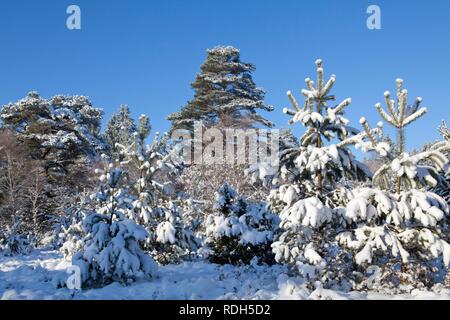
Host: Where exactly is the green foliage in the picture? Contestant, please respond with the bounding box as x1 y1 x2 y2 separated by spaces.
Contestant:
103 105 138 159
167 46 273 133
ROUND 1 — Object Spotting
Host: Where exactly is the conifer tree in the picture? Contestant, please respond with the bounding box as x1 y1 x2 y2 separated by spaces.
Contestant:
363 79 449 194
205 183 276 265
430 121 450 204
153 202 200 265
0 92 106 179
167 46 274 133
336 80 450 289
103 105 138 159
116 115 184 251
280 59 371 195
439 121 450 146
72 157 157 288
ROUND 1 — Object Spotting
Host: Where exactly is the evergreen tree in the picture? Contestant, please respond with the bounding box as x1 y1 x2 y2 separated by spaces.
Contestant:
365 79 449 194
336 79 450 290
270 60 389 288
115 115 184 251
205 183 277 265
72 157 157 288
167 46 274 133
103 105 138 159
153 202 200 265
430 121 450 204
439 121 450 153
278 59 371 196
0 92 106 179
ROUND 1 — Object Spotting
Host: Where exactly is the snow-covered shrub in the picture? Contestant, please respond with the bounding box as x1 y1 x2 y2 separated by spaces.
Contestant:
336 187 450 290
270 191 354 289
60 210 89 259
71 159 157 288
0 222 33 256
179 163 270 232
205 183 277 265
152 202 200 265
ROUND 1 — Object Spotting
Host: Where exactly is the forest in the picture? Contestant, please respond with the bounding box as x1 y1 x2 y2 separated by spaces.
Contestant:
0 46 449 299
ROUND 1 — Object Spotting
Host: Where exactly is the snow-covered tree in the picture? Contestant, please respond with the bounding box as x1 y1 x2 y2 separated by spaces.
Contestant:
0 92 106 179
431 121 450 204
439 121 450 143
116 117 184 248
167 46 274 133
205 183 277 265
58 190 94 259
265 60 380 289
71 158 157 288
280 59 371 195
153 202 200 265
363 79 450 194
103 105 138 159
336 80 450 290
246 128 300 187
0 220 32 256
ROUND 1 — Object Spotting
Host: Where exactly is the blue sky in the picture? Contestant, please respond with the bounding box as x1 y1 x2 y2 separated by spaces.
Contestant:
1 0 449 155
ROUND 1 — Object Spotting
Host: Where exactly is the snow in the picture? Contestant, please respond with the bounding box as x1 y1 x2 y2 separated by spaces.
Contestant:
1 250 450 300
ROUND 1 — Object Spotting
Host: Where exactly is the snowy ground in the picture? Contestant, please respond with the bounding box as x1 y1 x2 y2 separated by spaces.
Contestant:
1 250 449 300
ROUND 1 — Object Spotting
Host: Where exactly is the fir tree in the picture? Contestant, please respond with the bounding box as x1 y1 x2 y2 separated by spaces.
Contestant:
167 46 274 133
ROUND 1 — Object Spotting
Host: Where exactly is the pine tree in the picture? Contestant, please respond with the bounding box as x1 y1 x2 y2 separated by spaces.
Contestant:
103 105 138 159
439 121 450 152
363 79 449 194
153 202 200 265
115 115 184 252
270 61 399 288
336 79 450 290
205 183 277 265
281 59 371 196
0 92 106 179
71 157 157 288
167 46 274 133
430 121 450 204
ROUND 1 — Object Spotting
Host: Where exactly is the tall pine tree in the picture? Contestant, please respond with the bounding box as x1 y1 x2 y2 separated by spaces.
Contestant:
167 46 274 133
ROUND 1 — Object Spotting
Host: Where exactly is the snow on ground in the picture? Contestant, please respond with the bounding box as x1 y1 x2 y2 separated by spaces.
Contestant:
1 250 449 300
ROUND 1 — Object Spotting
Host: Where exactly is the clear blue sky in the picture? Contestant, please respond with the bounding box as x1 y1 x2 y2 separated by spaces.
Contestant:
1 0 449 155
